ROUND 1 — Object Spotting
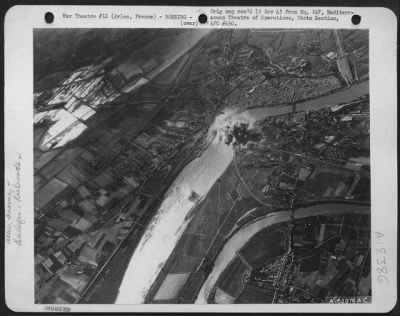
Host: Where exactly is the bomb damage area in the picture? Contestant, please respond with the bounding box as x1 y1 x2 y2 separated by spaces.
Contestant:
33 29 370 305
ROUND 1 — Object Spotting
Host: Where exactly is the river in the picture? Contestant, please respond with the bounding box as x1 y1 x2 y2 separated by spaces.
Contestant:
115 136 234 303
115 80 369 304
195 203 370 304
245 80 369 120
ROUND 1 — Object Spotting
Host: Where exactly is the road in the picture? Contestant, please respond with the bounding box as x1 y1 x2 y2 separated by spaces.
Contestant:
35 101 166 221
76 34 370 302
139 79 370 304
76 34 213 303
259 146 370 177
77 145 199 303
233 152 276 208
195 201 370 303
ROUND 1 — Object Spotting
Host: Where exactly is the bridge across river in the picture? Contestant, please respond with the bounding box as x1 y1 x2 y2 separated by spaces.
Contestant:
116 80 369 304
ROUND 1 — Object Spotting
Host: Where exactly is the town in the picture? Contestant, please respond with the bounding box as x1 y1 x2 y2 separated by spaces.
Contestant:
33 28 370 304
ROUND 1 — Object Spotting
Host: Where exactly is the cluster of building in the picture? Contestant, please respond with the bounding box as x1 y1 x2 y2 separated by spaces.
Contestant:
204 33 343 110
263 48 313 77
262 76 341 106
236 96 370 206
246 214 371 303
219 28 371 113
226 70 342 110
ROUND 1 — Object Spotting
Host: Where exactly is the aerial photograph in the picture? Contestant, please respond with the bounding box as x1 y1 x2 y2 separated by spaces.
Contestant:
34 28 370 304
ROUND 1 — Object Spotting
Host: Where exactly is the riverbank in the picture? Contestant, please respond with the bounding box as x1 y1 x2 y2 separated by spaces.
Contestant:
115 78 370 304
115 137 234 303
245 80 369 121
195 202 370 304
